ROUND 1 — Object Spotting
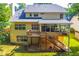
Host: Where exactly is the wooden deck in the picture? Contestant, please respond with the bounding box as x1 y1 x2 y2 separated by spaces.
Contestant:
26 30 67 52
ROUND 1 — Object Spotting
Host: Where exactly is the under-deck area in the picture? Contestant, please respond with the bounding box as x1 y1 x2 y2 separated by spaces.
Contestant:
23 31 69 52
23 23 70 52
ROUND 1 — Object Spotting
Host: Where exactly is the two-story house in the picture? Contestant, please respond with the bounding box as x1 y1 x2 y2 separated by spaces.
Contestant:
10 3 71 52
70 15 79 40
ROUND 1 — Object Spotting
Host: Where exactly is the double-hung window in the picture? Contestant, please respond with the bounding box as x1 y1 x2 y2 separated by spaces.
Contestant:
32 24 39 30
15 24 26 30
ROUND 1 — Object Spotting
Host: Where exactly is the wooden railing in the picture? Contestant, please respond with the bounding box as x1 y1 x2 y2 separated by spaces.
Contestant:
46 34 67 52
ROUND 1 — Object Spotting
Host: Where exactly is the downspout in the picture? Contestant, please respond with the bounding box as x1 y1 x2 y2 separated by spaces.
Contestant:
68 24 70 55
68 3 71 55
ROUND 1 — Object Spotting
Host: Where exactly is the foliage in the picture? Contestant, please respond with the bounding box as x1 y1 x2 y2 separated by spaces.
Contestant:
70 28 75 33
69 3 79 15
18 3 26 9
66 3 79 21
15 3 26 11
0 3 11 43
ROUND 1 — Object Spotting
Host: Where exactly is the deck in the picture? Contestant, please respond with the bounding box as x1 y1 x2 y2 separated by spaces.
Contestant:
25 30 68 52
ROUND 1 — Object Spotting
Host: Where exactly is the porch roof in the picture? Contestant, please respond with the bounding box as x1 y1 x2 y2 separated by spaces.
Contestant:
10 19 39 22
39 19 71 24
11 19 71 24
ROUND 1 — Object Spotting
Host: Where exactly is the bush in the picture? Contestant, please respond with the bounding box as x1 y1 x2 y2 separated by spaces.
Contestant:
70 28 75 33
0 32 10 44
0 35 6 43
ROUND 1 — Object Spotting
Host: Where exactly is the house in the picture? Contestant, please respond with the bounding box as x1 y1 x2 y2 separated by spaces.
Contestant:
70 15 79 40
10 3 71 52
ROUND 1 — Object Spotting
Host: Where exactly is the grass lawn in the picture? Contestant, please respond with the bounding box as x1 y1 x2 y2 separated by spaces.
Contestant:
13 33 79 56
14 52 57 56
63 33 79 56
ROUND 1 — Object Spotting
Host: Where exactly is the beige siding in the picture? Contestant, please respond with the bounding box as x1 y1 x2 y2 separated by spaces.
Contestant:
75 32 79 40
10 22 32 43
70 15 79 29
26 12 64 20
39 13 61 20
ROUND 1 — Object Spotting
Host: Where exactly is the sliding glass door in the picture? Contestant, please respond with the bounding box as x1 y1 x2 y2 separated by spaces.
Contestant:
41 24 60 32
41 24 50 32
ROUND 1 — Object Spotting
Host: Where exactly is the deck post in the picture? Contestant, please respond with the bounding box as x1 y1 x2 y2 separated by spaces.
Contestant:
59 24 61 32
68 24 70 55
40 24 41 32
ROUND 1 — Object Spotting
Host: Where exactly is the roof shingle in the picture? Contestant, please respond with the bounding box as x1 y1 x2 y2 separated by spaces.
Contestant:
24 3 66 12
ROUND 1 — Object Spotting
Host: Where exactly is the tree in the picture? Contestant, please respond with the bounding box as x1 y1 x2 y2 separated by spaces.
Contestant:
18 3 26 9
66 3 79 21
0 3 11 43
69 3 79 15
15 3 26 11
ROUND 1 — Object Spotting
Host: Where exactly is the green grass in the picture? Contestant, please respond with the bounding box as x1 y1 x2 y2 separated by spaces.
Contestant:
0 45 16 56
14 33 79 56
14 52 57 56
66 33 79 56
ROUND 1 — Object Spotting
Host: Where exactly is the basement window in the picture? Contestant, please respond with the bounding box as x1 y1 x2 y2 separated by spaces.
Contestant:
17 36 28 42
15 24 26 30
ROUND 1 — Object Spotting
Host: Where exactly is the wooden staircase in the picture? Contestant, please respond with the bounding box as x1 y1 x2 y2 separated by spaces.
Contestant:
40 32 67 52
47 36 67 52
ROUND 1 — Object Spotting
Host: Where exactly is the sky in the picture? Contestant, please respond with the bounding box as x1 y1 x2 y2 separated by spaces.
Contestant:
0 0 79 8
24 0 70 8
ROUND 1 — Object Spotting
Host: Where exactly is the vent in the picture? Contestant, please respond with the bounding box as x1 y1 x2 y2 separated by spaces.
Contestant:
34 3 52 5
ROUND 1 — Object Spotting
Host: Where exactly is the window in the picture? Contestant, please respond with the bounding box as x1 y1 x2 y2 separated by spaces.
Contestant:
29 13 32 17
26 13 32 17
40 13 44 15
60 25 67 32
34 13 38 17
15 24 26 30
41 24 59 32
60 14 63 19
51 24 59 32
32 24 39 30
17 36 28 42
78 17 79 20
77 16 79 20
41 24 50 32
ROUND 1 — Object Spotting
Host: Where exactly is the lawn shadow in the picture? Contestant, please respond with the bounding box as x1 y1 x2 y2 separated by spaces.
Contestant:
69 46 79 56
14 46 29 53
55 46 79 56
14 46 67 56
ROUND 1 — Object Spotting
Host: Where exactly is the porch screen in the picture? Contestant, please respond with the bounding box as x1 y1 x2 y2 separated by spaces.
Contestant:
41 24 50 32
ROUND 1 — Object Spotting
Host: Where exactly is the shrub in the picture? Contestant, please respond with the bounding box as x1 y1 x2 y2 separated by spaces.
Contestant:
70 28 75 33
